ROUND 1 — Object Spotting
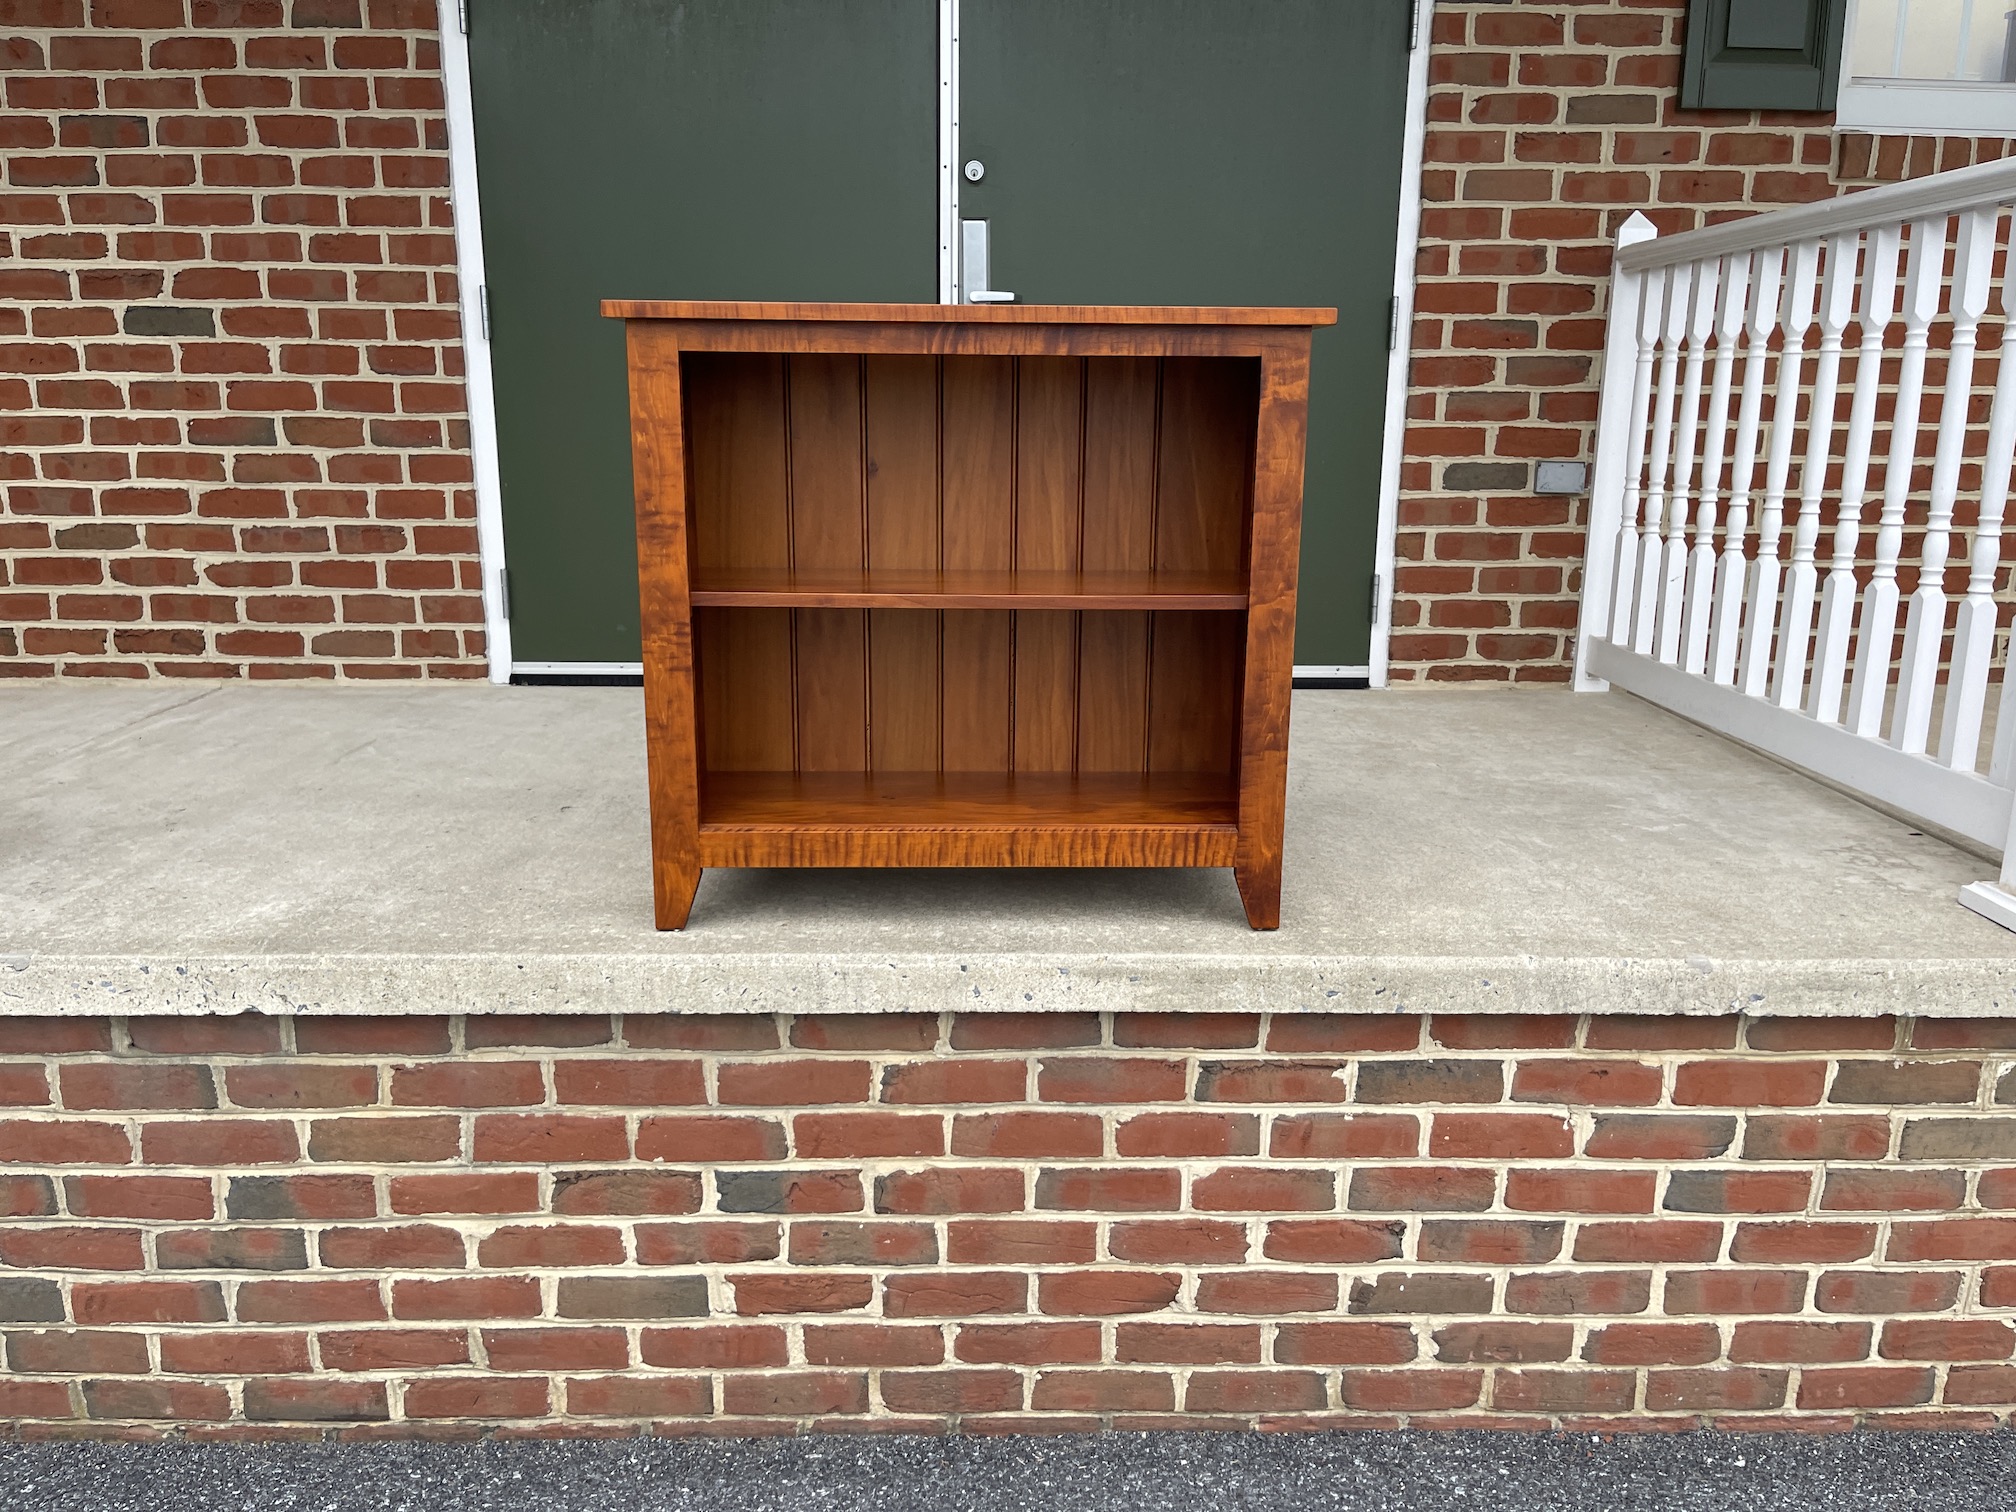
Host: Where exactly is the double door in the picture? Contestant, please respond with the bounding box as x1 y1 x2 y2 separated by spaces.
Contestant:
468 0 1412 671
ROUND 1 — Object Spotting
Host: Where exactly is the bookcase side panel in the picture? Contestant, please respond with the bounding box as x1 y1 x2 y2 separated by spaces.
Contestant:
1234 333 1314 930
625 321 701 927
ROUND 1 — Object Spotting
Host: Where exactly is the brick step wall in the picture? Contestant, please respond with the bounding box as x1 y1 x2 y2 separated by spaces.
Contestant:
5 1009 2016 1438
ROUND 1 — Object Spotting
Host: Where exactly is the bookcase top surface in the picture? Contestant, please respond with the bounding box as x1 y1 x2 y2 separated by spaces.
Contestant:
600 300 1337 327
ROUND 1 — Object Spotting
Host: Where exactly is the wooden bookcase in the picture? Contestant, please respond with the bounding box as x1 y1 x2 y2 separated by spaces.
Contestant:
603 302 1334 930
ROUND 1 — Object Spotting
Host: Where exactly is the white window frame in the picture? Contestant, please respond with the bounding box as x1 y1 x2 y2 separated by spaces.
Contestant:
1834 0 2016 134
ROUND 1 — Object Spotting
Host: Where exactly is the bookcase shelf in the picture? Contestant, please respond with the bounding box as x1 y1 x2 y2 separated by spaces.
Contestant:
609 301 1332 929
698 771 1238 869
689 568 1249 611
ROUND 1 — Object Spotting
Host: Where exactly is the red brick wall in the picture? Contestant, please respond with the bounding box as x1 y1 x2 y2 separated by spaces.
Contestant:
1392 0 2016 683
5 1009 2016 1437
2 0 2011 684
0 0 484 682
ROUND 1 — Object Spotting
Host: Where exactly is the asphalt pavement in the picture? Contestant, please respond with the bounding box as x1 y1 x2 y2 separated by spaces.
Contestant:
3 1430 2014 1511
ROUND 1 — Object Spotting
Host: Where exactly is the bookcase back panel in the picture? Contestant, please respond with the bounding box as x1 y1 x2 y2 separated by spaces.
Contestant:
682 351 1258 583
694 606 1240 777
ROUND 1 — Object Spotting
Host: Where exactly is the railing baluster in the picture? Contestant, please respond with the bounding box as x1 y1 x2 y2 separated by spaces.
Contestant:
1741 242 1816 696
1894 209 1995 753
1634 264 1690 655
1848 215 1948 738
1769 235 1852 708
1684 255 1749 675
1713 248 1779 686
1607 250 1664 651
1941 207 2016 771
1659 260 1720 665
1993 649 2016 786
1811 224 1902 725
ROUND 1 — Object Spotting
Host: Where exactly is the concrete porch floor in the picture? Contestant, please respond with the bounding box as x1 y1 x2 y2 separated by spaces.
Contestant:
2 684 2013 1019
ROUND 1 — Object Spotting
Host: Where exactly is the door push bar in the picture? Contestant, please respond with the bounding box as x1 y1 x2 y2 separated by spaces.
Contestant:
960 219 1016 303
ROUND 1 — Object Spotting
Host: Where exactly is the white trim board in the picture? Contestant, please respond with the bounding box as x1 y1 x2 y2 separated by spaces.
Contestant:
437 9 512 685
1836 81 2016 135
938 0 961 304
1294 665 1372 682
1369 0 1432 690
1587 639 2014 851
1960 881 2016 932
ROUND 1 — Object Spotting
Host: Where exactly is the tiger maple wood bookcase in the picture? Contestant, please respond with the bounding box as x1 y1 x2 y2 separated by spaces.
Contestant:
603 301 1335 930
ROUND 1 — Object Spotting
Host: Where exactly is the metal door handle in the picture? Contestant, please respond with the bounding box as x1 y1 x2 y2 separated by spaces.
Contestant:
960 219 1015 304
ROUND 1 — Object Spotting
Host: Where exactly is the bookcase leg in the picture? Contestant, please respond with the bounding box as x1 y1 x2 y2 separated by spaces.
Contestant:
655 862 702 931
1233 860 1281 931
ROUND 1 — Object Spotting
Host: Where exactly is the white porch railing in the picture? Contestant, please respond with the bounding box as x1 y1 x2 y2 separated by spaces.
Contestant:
1574 159 2016 931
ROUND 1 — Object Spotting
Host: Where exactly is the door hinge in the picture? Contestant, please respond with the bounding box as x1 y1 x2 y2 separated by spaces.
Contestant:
497 566 511 620
1369 572 1382 622
478 283 491 342
459 0 469 35
1387 294 1399 351
1407 0 1422 50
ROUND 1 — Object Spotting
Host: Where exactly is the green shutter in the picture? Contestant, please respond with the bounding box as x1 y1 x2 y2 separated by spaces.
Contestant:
1680 0 1848 111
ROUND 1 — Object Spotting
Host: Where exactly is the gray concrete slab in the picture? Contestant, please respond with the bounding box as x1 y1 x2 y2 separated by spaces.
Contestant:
3 1432 2014 1512
2 684 2013 1018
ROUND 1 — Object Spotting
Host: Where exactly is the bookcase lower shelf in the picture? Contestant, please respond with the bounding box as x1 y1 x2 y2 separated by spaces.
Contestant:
697 772 1239 868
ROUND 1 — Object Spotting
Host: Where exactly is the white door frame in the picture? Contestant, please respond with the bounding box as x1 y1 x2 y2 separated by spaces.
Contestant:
440 0 1433 687
438 7 512 685
1365 0 1433 689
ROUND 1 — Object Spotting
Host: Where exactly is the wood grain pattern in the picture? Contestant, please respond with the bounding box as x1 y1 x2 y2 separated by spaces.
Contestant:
1232 334 1314 931
699 822 1238 870
1076 358 1159 773
1148 610 1244 775
623 322 701 929
786 353 864 573
1010 358 1083 775
685 352 788 577
696 606 792 771
941 610 1012 772
700 771 1237 869
864 355 941 773
940 357 1016 773
794 608 867 774
668 321 1313 361
624 309 1318 929
1156 358 1258 577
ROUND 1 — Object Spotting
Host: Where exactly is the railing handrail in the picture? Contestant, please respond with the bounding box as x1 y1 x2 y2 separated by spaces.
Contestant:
1616 157 2016 274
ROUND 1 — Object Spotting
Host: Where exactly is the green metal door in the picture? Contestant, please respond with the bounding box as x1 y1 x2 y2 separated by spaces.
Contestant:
469 0 939 665
958 0 1410 668
472 1 1407 669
